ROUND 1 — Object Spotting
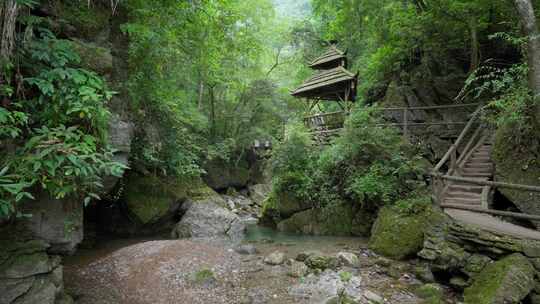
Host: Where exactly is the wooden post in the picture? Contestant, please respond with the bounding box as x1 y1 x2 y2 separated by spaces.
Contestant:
403 108 409 139
450 148 457 172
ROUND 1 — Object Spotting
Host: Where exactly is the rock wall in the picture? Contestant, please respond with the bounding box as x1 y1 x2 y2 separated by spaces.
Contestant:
0 239 71 304
492 123 540 227
419 210 540 303
17 192 83 255
377 62 473 162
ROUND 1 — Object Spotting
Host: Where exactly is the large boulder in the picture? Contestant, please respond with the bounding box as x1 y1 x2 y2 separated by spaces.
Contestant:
276 204 363 236
0 239 70 304
203 158 250 190
248 184 271 206
493 124 540 227
369 203 439 260
464 253 535 304
18 191 83 255
289 270 363 303
123 174 218 227
171 201 245 240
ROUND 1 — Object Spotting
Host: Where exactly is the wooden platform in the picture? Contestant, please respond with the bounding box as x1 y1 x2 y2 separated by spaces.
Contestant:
445 209 540 240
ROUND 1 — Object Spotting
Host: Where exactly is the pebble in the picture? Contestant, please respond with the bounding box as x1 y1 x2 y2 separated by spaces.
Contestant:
364 290 384 303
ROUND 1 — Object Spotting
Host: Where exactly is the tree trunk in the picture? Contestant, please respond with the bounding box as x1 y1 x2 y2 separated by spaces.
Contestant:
0 1 18 62
469 18 480 73
209 86 216 140
198 80 204 110
514 0 540 121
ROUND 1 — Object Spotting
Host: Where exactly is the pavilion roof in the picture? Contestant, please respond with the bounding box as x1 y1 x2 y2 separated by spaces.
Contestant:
309 45 347 69
291 66 357 101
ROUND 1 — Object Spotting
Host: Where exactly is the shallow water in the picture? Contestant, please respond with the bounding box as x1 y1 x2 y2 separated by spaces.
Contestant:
244 224 368 256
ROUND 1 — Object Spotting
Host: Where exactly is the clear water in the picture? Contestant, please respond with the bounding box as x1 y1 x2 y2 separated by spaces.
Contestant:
244 224 367 255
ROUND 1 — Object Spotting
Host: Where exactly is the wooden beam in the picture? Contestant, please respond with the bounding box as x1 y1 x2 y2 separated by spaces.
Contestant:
375 103 481 111
433 174 540 193
441 203 540 221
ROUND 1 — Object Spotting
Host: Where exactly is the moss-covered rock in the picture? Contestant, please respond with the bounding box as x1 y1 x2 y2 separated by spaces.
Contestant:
124 174 221 225
71 39 113 75
369 204 439 260
203 158 250 190
276 204 357 236
415 283 444 302
464 253 535 304
493 123 540 227
52 1 111 41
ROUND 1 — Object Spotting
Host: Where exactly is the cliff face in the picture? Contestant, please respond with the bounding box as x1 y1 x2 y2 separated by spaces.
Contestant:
376 60 473 162
493 122 540 227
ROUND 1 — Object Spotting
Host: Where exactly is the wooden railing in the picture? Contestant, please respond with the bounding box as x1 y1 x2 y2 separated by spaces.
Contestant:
430 106 486 206
372 103 481 138
430 105 540 221
303 103 481 140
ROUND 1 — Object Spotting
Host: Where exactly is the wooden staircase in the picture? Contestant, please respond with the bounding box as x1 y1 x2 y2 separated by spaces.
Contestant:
432 108 540 240
443 140 494 210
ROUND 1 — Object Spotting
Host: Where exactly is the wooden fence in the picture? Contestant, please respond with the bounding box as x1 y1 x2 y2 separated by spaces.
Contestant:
303 103 481 140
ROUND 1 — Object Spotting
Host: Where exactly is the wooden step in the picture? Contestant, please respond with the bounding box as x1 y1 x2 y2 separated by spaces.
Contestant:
448 185 484 193
464 163 493 168
471 152 490 158
443 198 482 206
461 172 491 178
442 203 486 210
446 192 482 200
469 157 491 162
461 168 492 175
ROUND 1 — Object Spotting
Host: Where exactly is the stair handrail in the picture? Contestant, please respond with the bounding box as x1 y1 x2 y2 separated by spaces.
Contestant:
432 107 483 174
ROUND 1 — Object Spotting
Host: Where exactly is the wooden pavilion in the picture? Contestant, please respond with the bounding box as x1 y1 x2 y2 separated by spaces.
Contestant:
291 44 358 142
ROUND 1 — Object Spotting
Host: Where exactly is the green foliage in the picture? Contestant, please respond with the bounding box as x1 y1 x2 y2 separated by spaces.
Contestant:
269 107 424 218
339 271 353 282
24 30 113 140
318 107 424 206
15 126 124 202
310 0 518 100
0 106 28 139
122 0 295 178
0 30 125 217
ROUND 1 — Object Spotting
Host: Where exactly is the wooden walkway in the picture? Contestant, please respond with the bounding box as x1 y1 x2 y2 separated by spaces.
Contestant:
432 107 540 240
446 209 540 240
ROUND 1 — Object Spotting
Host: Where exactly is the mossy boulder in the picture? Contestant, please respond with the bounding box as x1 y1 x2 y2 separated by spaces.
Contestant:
369 204 439 260
276 204 359 236
415 283 444 304
464 253 535 304
203 158 250 190
124 174 221 225
493 124 540 227
71 39 113 75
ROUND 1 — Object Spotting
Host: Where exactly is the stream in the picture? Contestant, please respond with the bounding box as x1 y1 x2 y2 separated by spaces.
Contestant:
63 225 459 304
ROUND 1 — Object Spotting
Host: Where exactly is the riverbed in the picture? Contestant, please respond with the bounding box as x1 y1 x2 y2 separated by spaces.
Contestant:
63 226 459 304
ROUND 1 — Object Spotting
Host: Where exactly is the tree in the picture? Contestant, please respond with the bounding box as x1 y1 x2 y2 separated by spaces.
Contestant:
513 0 540 122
